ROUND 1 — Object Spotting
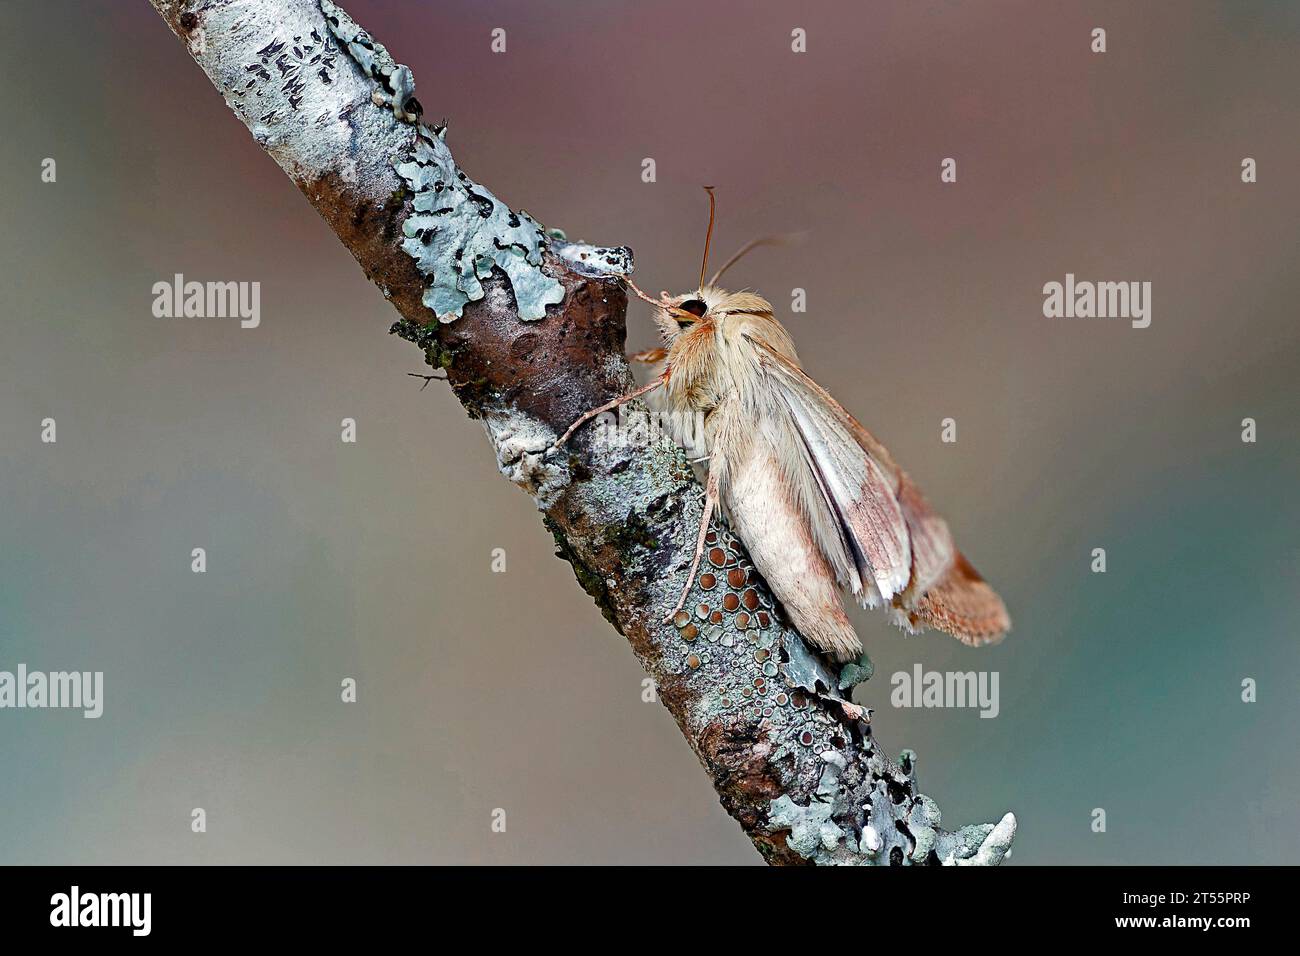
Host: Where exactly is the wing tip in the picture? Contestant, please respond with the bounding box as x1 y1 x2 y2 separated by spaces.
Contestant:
901 552 1011 646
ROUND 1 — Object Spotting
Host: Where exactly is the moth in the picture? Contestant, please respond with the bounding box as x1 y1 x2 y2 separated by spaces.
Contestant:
555 189 1010 661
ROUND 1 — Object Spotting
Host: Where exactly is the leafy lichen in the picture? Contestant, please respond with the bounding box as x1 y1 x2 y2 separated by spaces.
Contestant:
322 0 565 322
320 0 419 120
395 128 564 321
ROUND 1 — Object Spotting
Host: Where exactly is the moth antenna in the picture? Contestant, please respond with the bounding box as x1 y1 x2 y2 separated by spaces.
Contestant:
708 230 809 287
698 186 716 293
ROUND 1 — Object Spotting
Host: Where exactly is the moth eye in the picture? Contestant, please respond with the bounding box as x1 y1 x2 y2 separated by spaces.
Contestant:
679 299 708 318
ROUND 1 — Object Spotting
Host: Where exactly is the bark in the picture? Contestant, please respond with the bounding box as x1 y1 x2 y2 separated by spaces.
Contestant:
147 0 1015 865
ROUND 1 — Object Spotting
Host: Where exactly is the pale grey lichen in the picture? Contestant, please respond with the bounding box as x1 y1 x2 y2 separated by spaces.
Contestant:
769 738 1016 866
482 410 569 508
948 812 1017 865
769 756 847 858
557 242 635 278
321 0 564 322
395 127 564 321
837 653 874 690
320 0 418 120
781 631 838 697
861 823 882 855
904 793 941 860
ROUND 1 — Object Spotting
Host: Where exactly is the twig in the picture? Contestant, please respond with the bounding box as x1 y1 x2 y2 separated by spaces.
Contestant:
146 0 1015 866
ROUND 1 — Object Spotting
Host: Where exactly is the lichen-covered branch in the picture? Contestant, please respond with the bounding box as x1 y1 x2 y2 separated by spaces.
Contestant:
148 0 1015 865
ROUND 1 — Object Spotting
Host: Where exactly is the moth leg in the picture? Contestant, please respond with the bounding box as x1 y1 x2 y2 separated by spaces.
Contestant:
664 467 719 624
551 377 663 450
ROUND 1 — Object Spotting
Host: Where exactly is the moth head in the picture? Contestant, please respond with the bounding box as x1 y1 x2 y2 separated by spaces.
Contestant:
656 286 774 335
635 187 788 347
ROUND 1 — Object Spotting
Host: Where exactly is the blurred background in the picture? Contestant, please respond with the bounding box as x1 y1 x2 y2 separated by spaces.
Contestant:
1 0 1297 864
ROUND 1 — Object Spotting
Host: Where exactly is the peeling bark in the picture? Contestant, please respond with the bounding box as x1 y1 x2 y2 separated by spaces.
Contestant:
148 0 1016 866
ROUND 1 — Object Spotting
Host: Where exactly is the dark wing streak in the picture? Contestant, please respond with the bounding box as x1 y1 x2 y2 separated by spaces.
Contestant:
785 403 866 596
752 339 912 601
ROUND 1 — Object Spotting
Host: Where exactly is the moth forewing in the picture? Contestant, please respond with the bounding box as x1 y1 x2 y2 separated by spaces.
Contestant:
710 392 865 660
755 343 912 602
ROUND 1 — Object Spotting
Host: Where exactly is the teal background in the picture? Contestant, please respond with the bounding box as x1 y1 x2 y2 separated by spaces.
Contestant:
1 0 1297 863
